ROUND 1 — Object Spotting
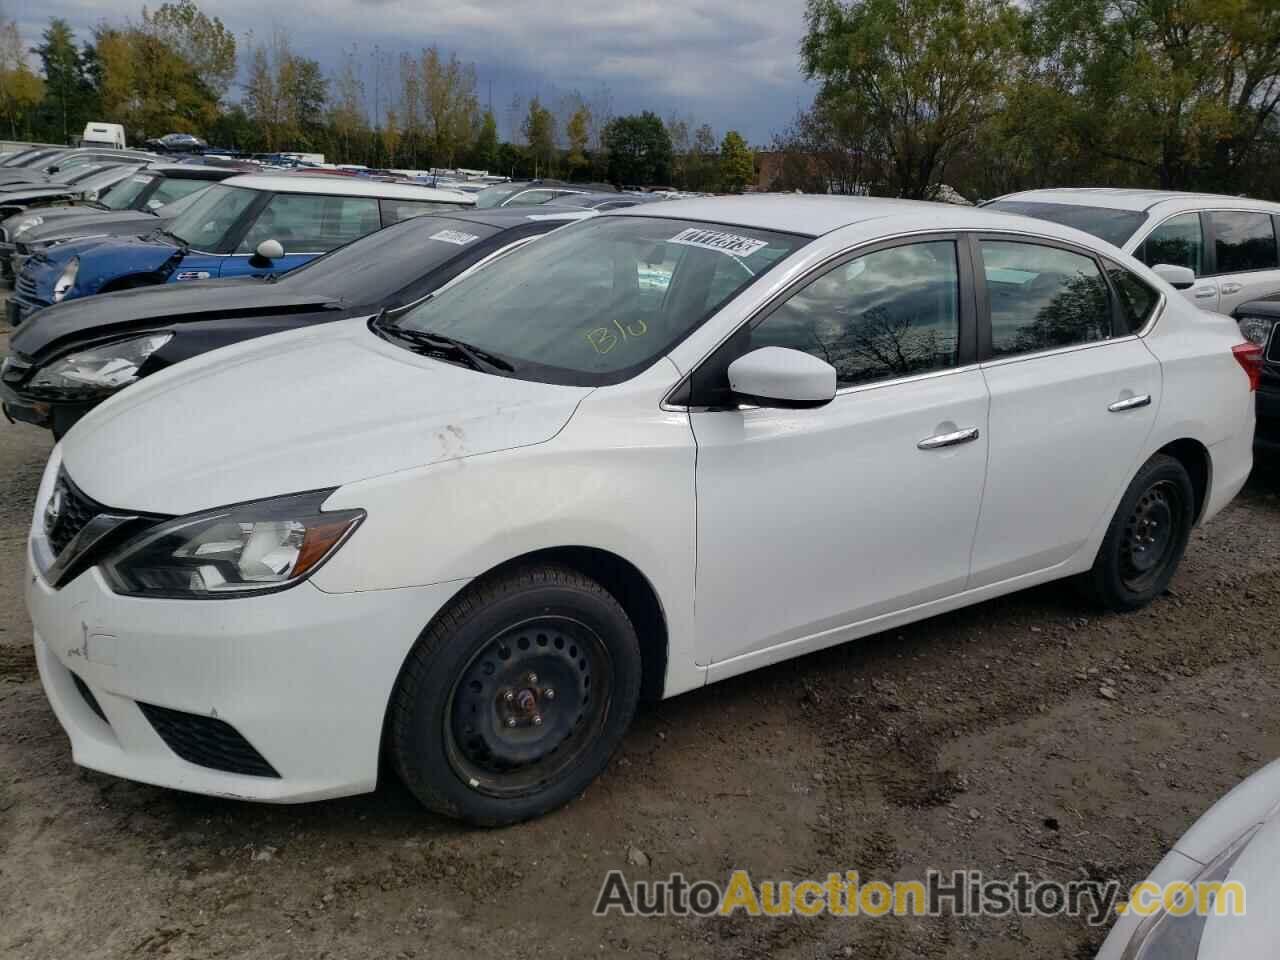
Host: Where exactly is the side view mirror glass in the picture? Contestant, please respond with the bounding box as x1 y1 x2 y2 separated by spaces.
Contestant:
727 346 837 409
256 239 284 261
1152 263 1196 290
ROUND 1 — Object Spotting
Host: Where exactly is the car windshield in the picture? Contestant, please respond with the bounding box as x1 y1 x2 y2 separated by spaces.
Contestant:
101 174 156 210
388 215 810 385
474 183 527 208
152 186 208 218
48 164 104 185
985 200 1149 248
281 216 503 302
165 184 258 249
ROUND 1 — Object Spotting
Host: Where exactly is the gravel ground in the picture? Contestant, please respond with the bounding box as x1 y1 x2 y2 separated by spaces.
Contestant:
1 318 1278 959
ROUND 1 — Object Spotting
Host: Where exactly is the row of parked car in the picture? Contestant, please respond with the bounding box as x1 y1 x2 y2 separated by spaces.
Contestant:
5 163 1276 957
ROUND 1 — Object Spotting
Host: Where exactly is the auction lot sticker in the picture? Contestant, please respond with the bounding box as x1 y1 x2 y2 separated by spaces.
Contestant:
429 229 481 246
668 227 768 258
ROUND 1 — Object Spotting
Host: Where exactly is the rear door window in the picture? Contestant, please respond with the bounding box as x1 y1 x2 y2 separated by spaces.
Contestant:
1207 211 1278 274
981 241 1111 356
1140 213 1204 276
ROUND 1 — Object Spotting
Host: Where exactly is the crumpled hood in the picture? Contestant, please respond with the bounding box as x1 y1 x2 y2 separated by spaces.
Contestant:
35 233 182 298
18 209 159 245
0 186 80 206
60 316 592 515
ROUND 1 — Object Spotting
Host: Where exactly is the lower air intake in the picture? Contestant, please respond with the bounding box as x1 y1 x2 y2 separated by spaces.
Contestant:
138 702 280 778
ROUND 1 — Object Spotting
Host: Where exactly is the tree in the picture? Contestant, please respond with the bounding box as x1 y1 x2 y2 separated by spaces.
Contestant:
421 45 478 168
685 122 719 191
566 105 591 177
142 0 235 97
603 111 673 186
471 109 498 171
329 47 367 162
0 18 42 138
802 0 1022 198
522 96 555 176
34 19 92 144
719 130 754 192
382 108 401 165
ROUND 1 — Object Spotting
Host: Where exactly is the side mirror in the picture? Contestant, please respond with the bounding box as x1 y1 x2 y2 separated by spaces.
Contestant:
1152 263 1196 290
255 239 285 261
727 347 837 409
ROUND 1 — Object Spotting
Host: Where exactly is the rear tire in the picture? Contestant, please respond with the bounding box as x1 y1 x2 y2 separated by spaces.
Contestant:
1081 453 1195 612
390 563 642 826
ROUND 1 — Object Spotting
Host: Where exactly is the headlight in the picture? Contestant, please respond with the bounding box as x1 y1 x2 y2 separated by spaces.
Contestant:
1122 824 1259 959
29 333 173 393
13 215 42 236
1238 315 1275 347
102 490 365 598
52 257 79 302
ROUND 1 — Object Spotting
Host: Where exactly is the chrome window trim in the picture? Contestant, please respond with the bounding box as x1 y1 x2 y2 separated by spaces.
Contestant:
663 225 1153 411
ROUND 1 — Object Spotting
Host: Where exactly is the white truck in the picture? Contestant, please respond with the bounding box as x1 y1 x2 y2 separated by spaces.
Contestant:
79 122 126 149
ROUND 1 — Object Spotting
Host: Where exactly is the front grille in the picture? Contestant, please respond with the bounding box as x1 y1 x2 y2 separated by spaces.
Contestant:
15 272 40 302
45 470 105 558
138 703 280 778
72 673 109 724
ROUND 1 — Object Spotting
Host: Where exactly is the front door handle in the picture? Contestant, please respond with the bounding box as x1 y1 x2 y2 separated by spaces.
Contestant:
1108 394 1152 413
1193 285 1218 300
1219 281 1243 295
917 427 980 450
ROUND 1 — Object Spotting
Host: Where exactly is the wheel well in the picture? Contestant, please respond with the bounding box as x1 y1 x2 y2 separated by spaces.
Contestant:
100 274 160 293
1157 438 1210 523
481 547 669 702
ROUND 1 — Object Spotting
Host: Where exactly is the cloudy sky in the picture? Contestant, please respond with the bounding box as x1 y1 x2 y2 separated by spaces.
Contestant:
8 0 816 144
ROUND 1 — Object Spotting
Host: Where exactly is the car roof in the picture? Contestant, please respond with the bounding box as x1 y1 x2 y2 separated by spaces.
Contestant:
222 173 476 203
433 207 597 229
146 162 242 179
607 194 1112 245
992 187 1280 214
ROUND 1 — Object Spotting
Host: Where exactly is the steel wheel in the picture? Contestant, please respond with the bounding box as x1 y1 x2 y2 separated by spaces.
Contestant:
444 616 611 799
1119 479 1184 592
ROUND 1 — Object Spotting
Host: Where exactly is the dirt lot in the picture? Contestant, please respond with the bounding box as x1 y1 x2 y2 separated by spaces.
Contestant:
1 319 1278 959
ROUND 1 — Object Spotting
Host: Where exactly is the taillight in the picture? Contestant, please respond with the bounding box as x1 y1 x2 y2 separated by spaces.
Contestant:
1232 342 1263 392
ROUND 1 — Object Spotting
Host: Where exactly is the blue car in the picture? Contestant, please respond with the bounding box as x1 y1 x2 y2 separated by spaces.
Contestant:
9 174 475 325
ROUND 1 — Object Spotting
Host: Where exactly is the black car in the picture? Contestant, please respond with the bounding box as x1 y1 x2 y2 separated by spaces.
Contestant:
0 163 243 282
1 207 592 437
1234 298 1280 454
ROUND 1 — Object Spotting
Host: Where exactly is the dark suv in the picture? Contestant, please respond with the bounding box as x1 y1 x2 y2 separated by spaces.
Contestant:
1235 298 1280 454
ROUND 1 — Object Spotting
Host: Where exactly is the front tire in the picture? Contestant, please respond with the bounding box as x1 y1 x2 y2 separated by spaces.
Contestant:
390 563 642 826
1082 453 1195 612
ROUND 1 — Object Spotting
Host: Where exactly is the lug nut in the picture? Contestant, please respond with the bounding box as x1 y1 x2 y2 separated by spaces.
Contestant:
506 717 518 728
532 715 543 726
544 688 556 701
527 672 538 684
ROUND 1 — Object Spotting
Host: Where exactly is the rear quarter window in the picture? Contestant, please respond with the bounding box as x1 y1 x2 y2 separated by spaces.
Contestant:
1106 263 1160 334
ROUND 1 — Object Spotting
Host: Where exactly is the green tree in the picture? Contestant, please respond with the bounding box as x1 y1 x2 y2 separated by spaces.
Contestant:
602 111 672 186
142 0 236 97
566 105 591 177
421 45 478 168
802 0 1022 198
34 19 93 144
719 130 754 192
522 96 555 176
685 122 719 191
470 109 498 171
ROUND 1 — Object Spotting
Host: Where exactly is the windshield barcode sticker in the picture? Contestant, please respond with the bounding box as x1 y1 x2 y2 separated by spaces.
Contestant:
429 229 480 246
668 227 768 258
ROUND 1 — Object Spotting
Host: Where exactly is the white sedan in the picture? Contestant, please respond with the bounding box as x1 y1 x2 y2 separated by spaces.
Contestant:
26 197 1259 824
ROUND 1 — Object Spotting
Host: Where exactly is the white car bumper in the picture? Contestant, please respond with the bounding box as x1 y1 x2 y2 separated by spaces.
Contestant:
28 542 464 802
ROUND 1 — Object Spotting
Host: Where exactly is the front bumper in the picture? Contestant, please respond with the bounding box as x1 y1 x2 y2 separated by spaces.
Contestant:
28 541 465 802
0 379 102 435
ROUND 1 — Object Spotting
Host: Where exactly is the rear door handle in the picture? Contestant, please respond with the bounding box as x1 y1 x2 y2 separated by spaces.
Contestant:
1108 394 1152 413
1219 281 1243 295
917 427 980 450
1193 285 1218 299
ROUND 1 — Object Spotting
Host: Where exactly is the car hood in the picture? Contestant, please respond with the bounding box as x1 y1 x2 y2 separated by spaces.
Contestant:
10 278 340 361
60 316 593 515
18 209 158 244
35 233 183 295
1196 814 1280 959
0 186 79 205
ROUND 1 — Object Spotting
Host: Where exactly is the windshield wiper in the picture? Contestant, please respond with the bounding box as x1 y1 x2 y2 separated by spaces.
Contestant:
372 316 513 374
